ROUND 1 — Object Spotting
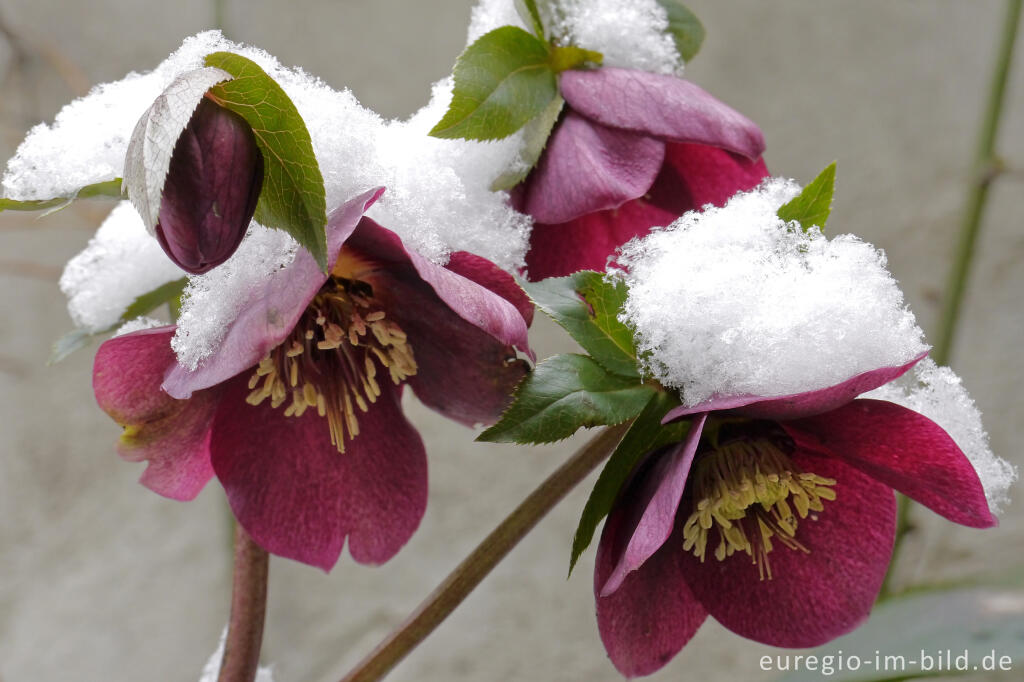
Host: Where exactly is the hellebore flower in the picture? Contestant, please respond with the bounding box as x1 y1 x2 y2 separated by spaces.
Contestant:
516 67 769 278
154 97 264 274
92 188 533 570
594 355 1001 676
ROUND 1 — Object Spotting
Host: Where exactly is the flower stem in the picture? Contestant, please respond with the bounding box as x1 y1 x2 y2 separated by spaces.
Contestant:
882 0 1022 601
218 523 270 682
339 424 629 682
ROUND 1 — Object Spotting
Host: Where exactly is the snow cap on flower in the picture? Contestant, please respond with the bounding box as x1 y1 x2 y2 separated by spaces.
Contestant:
614 178 930 406
468 0 683 75
865 358 1017 511
2 30 530 272
15 31 532 368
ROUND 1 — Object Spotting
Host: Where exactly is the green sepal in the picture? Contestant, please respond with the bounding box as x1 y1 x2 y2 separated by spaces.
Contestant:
523 271 639 379
777 161 837 233
203 51 329 272
478 353 655 444
429 26 558 142
568 390 691 575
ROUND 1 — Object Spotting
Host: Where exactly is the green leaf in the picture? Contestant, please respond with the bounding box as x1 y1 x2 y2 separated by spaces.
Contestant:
777 588 1024 681
656 1 706 62
777 161 837 233
569 390 690 574
490 94 563 191
0 179 123 215
203 52 329 271
49 277 187 364
514 0 545 39
523 271 639 378
429 26 558 141
479 353 655 444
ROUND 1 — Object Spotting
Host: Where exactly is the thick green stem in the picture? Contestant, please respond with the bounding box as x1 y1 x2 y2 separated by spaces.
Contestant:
883 0 1021 600
218 523 269 682
339 424 628 682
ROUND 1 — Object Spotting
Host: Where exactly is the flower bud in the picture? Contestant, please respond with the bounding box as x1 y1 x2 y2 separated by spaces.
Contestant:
155 97 264 274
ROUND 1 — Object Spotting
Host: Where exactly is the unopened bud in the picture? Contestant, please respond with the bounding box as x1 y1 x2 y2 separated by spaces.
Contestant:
155 97 264 274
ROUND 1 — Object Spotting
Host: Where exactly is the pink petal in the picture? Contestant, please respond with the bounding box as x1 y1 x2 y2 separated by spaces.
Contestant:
444 250 534 327
601 414 707 596
783 399 995 528
344 219 532 426
93 326 217 501
595 481 707 677
522 111 665 225
664 353 928 424
560 67 765 159
682 451 896 647
163 187 385 399
209 375 428 570
524 144 769 279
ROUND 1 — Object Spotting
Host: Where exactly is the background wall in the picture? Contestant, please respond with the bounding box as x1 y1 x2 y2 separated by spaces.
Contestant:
0 1 1021 680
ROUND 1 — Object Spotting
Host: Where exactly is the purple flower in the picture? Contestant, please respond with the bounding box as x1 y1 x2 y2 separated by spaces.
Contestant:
515 67 769 279
594 355 996 677
92 188 534 570
155 97 264 274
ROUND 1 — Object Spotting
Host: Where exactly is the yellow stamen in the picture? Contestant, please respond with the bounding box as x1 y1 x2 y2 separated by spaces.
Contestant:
682 438 836 580
244 274 417 453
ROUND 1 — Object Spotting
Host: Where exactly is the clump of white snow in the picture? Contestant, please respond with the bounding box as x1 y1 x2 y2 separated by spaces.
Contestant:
59 203 183 333
14 31 533 368
114 317 166 337
198 628 275 682
171 223 299 370
615 178 930 406
866 358 1016 512
467 0 683 76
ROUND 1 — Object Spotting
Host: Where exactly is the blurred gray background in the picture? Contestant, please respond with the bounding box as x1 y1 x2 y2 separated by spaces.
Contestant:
1 1 1022 681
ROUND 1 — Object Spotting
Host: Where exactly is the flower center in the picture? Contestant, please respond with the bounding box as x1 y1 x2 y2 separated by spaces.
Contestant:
245 275 417 452
681 437 836 580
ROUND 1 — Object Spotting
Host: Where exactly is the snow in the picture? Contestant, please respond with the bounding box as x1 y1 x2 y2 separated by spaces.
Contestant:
866 358 1017 512
614 178 930 406
59 202 183 333
467 0 683 76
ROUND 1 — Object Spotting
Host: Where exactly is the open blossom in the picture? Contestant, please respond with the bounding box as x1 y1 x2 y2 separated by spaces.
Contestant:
595 356 1004 676
93 188 534 570
516 67 768 278
592 180 1014 676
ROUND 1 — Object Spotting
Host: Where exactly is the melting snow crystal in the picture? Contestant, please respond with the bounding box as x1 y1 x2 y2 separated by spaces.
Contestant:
615 178 930 406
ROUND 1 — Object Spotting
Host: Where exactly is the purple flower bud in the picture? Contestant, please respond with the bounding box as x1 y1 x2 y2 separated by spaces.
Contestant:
155 97 264 274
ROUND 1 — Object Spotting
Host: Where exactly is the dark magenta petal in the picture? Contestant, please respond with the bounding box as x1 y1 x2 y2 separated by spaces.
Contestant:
595 481 707 677
522 112 665 224
560 67 765 159
663 353 928 424
601 414 707 596
343 219 532 426
683 452 896 648
93 326 217 501
524 144 769 280
444 250 534 327
163 187 384 399
156 98 264 274
209 375 428 570
784 399 996 528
